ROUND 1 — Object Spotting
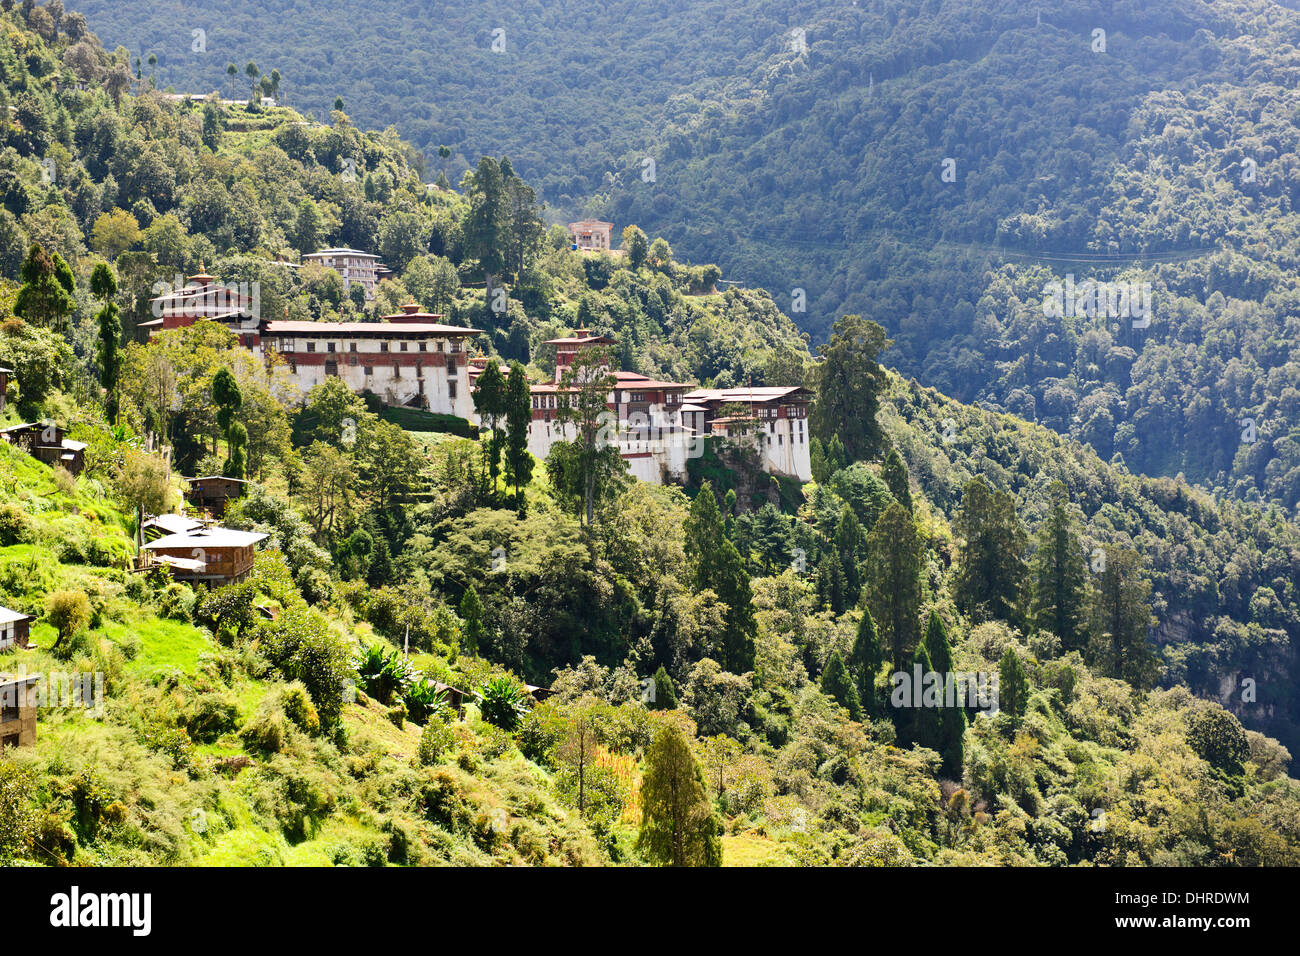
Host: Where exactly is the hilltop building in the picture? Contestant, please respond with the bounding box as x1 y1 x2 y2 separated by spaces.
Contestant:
142 264 260 347
302 248 382 300
568 220 615 253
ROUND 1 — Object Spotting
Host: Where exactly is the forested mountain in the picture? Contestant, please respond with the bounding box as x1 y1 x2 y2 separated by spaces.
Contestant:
73 0 1300 513
0 3 1296 868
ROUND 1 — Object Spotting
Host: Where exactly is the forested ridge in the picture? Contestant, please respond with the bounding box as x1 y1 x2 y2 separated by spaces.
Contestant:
0 2 1295 867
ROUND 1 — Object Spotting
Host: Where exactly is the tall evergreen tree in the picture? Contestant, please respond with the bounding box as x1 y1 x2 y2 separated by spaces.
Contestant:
651 665 677 710
461 156 510 300
636 722 721 867
850 608 884 715
882 445 913 512
905 642 940 749
833 504 865 601
684 482 756 671
1089 548 1160 689
810 314 890 462
866 502 924 671
1030 481 1088 653
458 586 485 655
471 359 507 492
821 650 862 720
504 360 534 514
953 476 1028 626
998 647 1029 718
91 262 122 422
14 242 74 331
923 610 965 777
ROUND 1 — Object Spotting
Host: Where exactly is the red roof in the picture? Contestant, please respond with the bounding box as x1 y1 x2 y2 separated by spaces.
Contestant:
263 320 481 336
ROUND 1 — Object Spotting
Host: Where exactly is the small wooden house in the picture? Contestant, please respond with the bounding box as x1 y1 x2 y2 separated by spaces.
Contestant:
185 475 249 516
0 366 11 412
0 606 32 650
142 526 268 583
141 513 205 541
0 674 39 749
0 422 86 475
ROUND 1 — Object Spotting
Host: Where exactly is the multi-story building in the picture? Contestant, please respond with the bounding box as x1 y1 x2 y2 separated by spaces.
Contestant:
681 387 814 482
258 303 482 418
302 248 381 300
568 220 615 253
142 264 260 348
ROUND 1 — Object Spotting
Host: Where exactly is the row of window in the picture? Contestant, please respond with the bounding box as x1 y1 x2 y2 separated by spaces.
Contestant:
280 339 462 354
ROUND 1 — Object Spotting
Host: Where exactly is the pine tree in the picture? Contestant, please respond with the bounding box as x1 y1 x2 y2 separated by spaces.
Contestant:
211 367 244 473
91 262 122 422
953 476 1028 626
685 484 757 672
882 445 913 512
810 314 890 462
1089 548 1160 689
923 609 953 673
923 611 964 777
651 665 678 710
14 242 74 331
504 360 533 515
821 650 862 720
906 642 940 749
472 359 506 493
815 551 846 614
866 502 924 671
637 722 721 866
458 586 485 656
998 648 1029 717
833 504 865 601
850 608 884 715
1030 481 1088 653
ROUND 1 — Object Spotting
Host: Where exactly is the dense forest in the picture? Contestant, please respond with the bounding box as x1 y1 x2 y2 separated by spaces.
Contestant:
0 2 1296 867
72 0 1300 515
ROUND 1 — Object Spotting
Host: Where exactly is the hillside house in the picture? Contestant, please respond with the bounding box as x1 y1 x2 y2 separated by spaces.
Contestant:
141 513 206 541
302 248 381 300
185 475 249 516
0 674 39 749
682 386 813 481
0 366 11 411
0 422 87 476
142 265 260 347
142 527 268 583
568 220 615 252
0 606 32 651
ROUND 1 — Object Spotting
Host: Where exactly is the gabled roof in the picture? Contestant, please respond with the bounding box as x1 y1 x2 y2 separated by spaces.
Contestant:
143 513 205 536
0 606 31 625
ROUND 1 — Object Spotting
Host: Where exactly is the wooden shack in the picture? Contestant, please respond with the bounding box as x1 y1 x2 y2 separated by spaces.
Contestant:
0 674 39 749
185 475 249 516
0 606 31 651
142 526 268 583
0 422 86 475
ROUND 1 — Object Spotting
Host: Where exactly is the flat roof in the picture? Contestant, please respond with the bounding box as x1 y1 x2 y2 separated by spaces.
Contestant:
304 248 378 258
685 386 812 404
264 321 481 337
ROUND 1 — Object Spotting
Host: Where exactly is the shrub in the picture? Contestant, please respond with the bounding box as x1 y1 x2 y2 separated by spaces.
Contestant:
240 697 292 754
478 676 529 732
280 682 321 735
0 503 33 546
45 589 91 649
417 716 455 766
184 691 240 742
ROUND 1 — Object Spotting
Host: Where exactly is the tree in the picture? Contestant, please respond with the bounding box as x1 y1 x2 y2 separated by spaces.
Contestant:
882 446 913 512
504 361 534 514
458 586 485 655
850 608 884 715
360 420 418 513
833 504 865 601
905 641 941 749
90 209 140 259
557 700 601 818
201 102 224 150
245 61 260 98
621 225 649 269
998 648 1029 718
461 156 510 297
636 721 721 867
472 359 506 492
953 476 1027 626
821 650 862 720
224 421 248 479
14 243 75 331
117 449 178 553
1089 548 1160 688
226 63 237 99
924 610 965 777
211 367 244 475
91 263 122 422
651 665 678 709
291 199 323 254
1186 707 1249 780
46 590 90 649
697 734 742 802
1030 481 1088 653
554 346 619 526
865 502 923 671
811 314 890 462
684 484 756 672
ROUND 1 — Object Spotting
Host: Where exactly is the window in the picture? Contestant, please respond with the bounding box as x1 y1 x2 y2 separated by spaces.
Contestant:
380 342 390 353
289 360 297 373
0 733 18 750
400 342 408 352
349 356 358 366
448 362 458 377
281 339 295 353
1 691 18 723
327 342 336 353
349 343 357 352
437 340 445 352
306 342 316 353
393 363 401 377
419 342 427 352
450 341 461 353
448 381 457 399
325 360 338 377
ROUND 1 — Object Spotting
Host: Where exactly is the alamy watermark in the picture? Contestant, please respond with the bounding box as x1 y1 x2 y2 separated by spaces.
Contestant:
890 666 999 714
1042 274 1152 329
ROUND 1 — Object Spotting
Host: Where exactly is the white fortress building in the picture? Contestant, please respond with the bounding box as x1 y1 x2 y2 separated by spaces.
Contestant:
259 303 481 418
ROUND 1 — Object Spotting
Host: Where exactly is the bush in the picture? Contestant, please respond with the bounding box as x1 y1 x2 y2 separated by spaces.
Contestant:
45 589 91 649
157 582 195 622
0 503 33 546
184 691 240 742
417 716 455 766
478 676 529 732
281 682 321 735
240 696 292 754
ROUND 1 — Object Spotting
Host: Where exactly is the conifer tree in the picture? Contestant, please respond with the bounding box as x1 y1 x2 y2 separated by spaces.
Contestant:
458 586 485 655
651 665 677 710
923 610 965 777
833 504 865 600
850 608 884 715
882 445 913 512
472 359 506 492
1030 481 1088 653
1088 548 1160 689
953 476 1028 625
998 647 1029 717
504 360 533 515
91 262 122 422
810 313 890 462
905 642 940 749
866 502 924 670
685 482 756 671
14 242 74 331
636 722 721 867
821 650 862 720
